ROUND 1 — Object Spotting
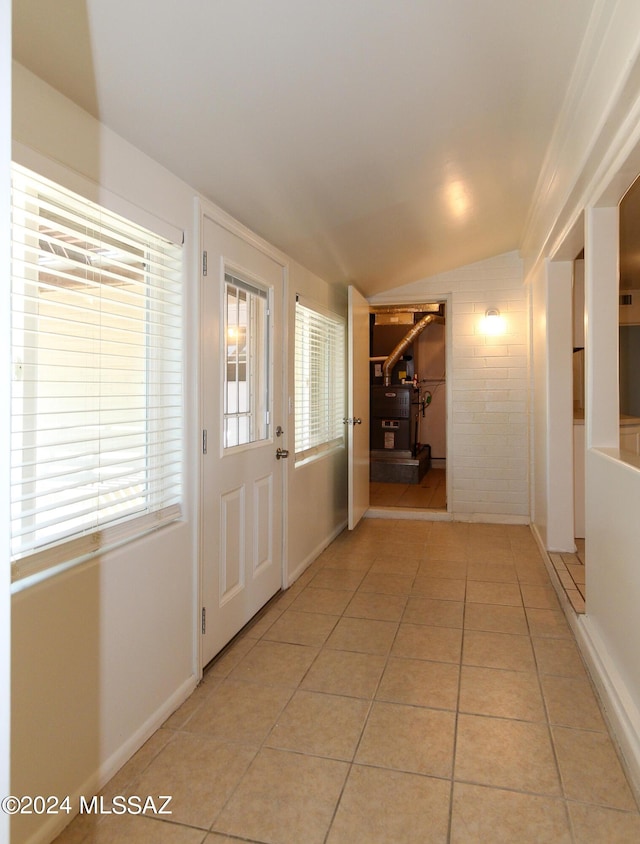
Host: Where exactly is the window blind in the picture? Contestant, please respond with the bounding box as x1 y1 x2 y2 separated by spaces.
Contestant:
10 163 183 583
294 298 345 461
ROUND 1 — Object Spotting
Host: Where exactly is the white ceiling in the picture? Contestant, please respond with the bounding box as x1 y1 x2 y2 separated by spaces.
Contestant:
13 0 598 297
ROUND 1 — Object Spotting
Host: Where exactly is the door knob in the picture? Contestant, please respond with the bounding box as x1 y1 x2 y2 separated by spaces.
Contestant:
276 447 289 460
354 418 362 425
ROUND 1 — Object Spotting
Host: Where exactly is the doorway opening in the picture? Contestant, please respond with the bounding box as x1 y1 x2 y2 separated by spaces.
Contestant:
367 302 447 512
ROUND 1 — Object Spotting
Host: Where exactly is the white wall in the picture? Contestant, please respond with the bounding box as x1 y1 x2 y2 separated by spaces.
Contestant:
11 63 349 844
287 265 348 583
523 0 640 796
371 251 529 522
11 65 199 844
1 3 11 841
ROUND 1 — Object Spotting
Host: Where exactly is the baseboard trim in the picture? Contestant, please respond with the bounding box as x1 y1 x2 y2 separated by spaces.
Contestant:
530 522 640 802
25 675 198 844
287 520 348 587
575 616 640 799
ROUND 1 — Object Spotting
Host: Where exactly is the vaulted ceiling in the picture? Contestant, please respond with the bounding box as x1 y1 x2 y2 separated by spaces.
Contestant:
13 0 598 297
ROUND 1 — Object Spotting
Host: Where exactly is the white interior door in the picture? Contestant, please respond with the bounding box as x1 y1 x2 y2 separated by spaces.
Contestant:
201 214 285 666
348 285 370 529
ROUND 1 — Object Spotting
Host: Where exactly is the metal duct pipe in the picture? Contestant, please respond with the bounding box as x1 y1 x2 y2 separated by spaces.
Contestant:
382 313 445 386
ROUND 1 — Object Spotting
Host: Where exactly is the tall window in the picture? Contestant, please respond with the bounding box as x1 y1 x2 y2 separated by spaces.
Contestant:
294 297 345 461
10 164 183 584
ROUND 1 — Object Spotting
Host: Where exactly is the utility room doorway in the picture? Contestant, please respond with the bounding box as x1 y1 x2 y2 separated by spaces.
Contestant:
368 303 447 512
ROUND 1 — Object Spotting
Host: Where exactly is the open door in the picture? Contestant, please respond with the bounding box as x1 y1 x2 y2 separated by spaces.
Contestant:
348 285 370 528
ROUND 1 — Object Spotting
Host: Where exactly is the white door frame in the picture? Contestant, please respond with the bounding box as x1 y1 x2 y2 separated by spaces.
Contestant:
196 197 289 674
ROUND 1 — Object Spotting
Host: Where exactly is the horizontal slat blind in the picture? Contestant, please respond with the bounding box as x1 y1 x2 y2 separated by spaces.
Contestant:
294 299 345 461
10 163 183 581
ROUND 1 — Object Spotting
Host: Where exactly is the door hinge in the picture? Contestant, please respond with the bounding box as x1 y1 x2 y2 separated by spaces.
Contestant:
201 607 206 634
202 429 208 454
202 250 208 277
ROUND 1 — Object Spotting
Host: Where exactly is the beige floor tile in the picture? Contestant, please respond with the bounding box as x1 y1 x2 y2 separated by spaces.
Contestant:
326 764 450 844
163 682 219 731
412 575 467 601
520 583 560 609
533 637 588 678
184 679 293 744
262 609 339 647
459 664 545 721
55 814 208 844
213 747 348 844
566 563 585 585
300 648 386 699
243 605 285 638
516 563 552 585
465 562 518 583
376 657 460 710
568 803 640 843
466 549 515 567
540 674 606 731
422 542 468 563
526 607 572 638
265 690 369 760
344 591 407 622
402 596 464 628
418 558 468 579
465 580 522 606
206 635 256 678
129 732 257 829
307 568 366 591
355 700 455 777
567 589 586 613
204 834 244 844
51 811 101 843
450 782 572 844
464 602 528 635
228 640 319 688
325 616 398 655
358 571 415 596
288 587 353 615
455 713 561 795
370 555 420 576
391 622 463 663
552 726 638 810
463 629 536 672
100 729 176 802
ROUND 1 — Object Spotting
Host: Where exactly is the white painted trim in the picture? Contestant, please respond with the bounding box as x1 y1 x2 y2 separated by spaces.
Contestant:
20 675 198 844
521 0 640 264
198 194 289 270
530 522 640 804
287 519 347 587
576 616 640 799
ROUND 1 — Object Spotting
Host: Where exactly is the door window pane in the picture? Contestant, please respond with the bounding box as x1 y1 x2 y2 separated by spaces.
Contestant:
224 273 269 448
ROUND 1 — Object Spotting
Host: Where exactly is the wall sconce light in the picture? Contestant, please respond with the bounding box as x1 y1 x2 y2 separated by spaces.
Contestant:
481 308 505 336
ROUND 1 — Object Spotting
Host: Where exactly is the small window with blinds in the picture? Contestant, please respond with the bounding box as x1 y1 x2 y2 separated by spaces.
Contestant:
294 297 345 462
10 163 183 585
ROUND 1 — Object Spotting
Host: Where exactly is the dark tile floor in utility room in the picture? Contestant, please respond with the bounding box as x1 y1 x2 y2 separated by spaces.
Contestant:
370 466 447 510
54 520 640 843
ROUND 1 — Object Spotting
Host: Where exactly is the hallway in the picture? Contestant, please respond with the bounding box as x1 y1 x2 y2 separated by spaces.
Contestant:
56 521 639 843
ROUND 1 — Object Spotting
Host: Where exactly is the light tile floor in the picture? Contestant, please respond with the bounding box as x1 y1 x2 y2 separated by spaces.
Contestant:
55 521 640 843
550 539 586 614
370 466 447 510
